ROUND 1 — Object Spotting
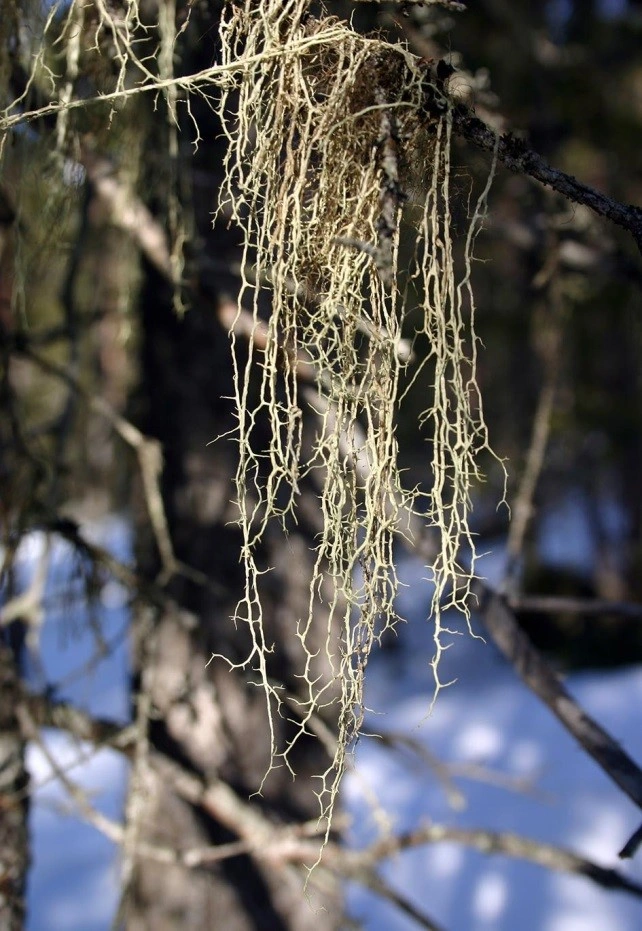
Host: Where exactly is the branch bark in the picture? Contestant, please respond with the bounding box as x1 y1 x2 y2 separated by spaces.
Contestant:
473 581 642 857
0 645 30 931
422 65 642 255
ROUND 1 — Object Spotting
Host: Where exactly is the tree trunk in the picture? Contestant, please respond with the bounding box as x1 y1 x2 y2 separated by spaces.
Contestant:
0 643 29 931
126 255 342 928
124 11 343 919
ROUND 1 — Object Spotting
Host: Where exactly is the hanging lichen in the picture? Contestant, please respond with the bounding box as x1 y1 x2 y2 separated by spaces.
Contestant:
1 0 500 840
216 0 500 834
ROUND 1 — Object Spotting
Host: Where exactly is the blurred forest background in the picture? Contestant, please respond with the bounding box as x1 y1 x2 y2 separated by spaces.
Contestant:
2 0 642 929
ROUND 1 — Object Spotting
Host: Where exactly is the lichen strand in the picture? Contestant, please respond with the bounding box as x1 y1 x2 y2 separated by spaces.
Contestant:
217 0 497 829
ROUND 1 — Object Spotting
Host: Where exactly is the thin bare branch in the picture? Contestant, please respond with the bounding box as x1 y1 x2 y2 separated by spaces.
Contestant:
349 824 642 899
347 868 447 931
15 704 123 846
503 247 565 593
82 150 174 282
24 695 135 752
364 729 466 810
13 344 176 580
369 727 547 806
509 594 642 619
0 536 51 642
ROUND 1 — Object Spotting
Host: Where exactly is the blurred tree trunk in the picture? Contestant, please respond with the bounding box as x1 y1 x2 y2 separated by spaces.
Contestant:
127 274 342 931
124 9 342 928
0 644 29 931
0 190 29 931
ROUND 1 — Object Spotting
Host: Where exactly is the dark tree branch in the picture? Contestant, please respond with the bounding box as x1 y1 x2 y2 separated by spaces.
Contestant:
509 594 642 619
24 695 135 752
620 824 642 860
473 582 642 858
456 112 642 251
422 65 642 255
0 645 30 931
345 868 446 931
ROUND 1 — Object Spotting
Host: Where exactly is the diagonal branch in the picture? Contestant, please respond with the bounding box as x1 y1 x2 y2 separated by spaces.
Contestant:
344 867 446 931
473 581 642 858
508 594 642 619
421 65 642 254
344 824 642 900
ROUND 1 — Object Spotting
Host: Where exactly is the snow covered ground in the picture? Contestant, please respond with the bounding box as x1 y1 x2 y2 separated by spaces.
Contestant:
345 553 642 930
13 524 642 930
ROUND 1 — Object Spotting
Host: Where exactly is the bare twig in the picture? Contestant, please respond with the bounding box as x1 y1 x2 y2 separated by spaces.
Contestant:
16 703 124 845
503 249 565 593
370 727 547 806
508 594 642 619
345 824 642 899
0 535 51 646
14 344 175 577
39 517 202 611
620 824 642 860
25 694 135 751
347 868 446 931
365 729 466 810
447 761 547 801
82 150 174 282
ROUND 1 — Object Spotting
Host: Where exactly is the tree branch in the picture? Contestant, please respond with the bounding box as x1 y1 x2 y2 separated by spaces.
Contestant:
508 594 642 619
422 66 642 254
26 690 642 912
473 582 642 858
350 824 642 900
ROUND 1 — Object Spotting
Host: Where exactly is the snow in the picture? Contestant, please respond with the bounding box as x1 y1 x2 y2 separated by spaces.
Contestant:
27 738 126 931
7 522 642 929
345 556 642 930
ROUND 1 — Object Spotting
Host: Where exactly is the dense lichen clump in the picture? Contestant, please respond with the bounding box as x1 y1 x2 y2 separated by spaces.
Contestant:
218 0 497 827
0 0 497 838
